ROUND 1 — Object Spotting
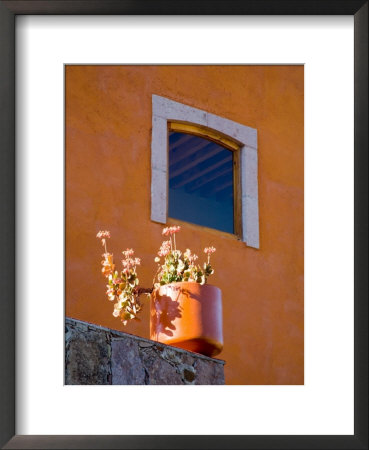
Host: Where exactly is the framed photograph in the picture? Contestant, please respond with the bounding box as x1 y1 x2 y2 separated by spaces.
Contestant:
64 63 303 388
0 1 367 449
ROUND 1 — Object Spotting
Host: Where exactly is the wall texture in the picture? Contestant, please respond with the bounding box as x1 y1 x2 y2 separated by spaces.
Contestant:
65 318 225 385
65 65 304 384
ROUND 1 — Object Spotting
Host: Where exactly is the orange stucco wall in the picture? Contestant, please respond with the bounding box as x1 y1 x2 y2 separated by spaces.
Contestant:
66 65 304 385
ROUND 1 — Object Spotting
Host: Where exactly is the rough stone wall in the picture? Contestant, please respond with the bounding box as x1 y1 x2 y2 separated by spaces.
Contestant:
65 317 225 385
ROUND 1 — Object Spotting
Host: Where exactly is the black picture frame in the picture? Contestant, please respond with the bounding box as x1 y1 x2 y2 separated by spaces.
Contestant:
0 1 367 449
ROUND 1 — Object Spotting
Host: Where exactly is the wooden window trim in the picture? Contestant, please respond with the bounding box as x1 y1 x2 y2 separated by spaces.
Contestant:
168 121 240 151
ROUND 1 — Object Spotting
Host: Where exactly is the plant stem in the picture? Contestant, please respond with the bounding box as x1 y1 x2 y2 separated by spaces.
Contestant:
136 287 153 296
152 264 161 286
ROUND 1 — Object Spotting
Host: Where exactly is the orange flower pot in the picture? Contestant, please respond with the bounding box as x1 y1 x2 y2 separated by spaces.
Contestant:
150 282 223 357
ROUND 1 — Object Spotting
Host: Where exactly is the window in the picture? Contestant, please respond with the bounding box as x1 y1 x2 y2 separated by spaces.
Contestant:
168 129 237 235
151 95 259 248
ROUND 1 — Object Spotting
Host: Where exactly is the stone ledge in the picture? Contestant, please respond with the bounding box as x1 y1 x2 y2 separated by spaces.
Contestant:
65 317 225 385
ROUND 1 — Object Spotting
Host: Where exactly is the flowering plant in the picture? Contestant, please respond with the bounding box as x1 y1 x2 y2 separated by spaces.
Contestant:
96 231 142 325
154 226 216 288
97 226 216 325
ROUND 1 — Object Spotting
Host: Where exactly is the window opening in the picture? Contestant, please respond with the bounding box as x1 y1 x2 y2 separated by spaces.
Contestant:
169 131 235 234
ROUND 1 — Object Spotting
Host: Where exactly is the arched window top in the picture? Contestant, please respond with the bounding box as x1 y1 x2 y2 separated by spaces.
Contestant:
151 95 259 249
168 121 241 151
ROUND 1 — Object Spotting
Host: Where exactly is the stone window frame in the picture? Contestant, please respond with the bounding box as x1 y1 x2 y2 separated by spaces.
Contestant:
151 95 259 249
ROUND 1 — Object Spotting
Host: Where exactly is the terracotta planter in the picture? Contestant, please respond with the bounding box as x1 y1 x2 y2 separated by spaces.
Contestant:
150 282 223 357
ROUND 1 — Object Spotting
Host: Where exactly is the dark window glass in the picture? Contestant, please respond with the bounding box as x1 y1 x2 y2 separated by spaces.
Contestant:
168 132 234 234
